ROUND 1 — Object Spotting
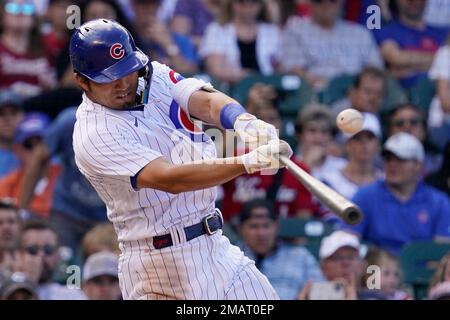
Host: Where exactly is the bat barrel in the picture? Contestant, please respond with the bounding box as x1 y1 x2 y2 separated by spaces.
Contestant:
279 156 362 225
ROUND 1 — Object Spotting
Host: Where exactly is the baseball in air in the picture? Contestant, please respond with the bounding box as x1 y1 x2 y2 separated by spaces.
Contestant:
336 109 364 134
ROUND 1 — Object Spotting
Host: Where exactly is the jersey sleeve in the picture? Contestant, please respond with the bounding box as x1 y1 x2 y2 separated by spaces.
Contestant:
74 115 163 179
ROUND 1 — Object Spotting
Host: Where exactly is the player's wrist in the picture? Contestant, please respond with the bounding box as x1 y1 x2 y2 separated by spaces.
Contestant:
219 103 252 129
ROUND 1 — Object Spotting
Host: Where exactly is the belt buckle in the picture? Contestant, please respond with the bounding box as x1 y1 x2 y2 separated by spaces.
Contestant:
203 214 218 235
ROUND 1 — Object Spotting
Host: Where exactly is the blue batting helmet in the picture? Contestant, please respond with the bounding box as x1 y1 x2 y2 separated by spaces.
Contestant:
69 19 149 84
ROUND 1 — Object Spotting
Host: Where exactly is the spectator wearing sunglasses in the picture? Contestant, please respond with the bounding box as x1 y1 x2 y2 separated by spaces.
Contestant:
281 0 383 89
386 103 442 176
0 0 57 97
19 219 85 300
0 112 61 219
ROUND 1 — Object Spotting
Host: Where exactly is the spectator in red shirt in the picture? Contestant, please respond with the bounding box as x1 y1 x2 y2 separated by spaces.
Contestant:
0 0 57 97
221 103 320 222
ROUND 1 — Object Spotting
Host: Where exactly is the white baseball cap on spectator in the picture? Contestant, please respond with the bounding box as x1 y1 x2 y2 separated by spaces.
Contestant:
83 251 118 282
382 132 425 162
319 231 360 260
343 112 381 141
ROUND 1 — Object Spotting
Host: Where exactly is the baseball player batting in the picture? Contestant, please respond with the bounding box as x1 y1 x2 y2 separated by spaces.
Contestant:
69 19 292 300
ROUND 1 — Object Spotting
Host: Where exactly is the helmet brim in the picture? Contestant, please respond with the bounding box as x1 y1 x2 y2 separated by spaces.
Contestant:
86 50 149 84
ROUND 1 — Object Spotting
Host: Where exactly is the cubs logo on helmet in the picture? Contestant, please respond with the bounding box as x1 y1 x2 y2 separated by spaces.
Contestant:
110 43 125 60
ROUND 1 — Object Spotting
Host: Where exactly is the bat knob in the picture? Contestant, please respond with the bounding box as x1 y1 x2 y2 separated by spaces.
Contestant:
344 208 362 225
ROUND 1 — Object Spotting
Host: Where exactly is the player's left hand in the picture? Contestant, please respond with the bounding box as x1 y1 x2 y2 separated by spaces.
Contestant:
233 113 278 149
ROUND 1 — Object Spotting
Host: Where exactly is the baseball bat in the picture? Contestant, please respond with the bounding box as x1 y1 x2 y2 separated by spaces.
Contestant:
279 156 362 225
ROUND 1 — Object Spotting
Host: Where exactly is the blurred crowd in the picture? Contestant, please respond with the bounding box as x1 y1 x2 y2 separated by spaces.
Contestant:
0 0 450 300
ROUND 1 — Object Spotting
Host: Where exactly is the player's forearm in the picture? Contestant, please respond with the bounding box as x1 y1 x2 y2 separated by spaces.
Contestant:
137 157 246 193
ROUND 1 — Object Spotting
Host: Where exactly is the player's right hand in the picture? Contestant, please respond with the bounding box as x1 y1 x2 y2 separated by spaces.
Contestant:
240 140 293 174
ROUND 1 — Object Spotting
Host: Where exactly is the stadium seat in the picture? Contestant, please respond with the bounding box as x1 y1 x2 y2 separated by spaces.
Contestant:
400 241 450 299
319 74 355 106
408 77 436 112
231 74 317 117
278 217 334 241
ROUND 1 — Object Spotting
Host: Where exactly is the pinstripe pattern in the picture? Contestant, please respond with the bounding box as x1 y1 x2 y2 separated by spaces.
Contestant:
73 61 278 300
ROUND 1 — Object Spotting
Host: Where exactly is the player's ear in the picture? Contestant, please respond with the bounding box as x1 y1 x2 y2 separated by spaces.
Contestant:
74 73 91 92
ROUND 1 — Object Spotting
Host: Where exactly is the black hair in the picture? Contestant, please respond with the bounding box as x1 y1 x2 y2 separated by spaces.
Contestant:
352 67 386 89
239 199 276 224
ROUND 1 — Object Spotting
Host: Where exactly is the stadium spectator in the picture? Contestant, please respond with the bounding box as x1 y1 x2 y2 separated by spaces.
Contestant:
171 0 221 48
237 199 324 300
81 251 121 300
428 35 450 150
429 253 450 289
200 0 280 84
298 231 364 300
374 0 449 88
346 133 450 254
81 223 120 260
41 0 71 63
362 247 411 300
131 0 198 74
0 90 23 178
424 0 450 28
428 253 450 300
0 0 57 97
387 103 442 175
0 113 60 219
331 67 386 118
281 0 383 89
18 108 106 254
294 104 347 182
323 113 382 200
0 199 20 256
0 271 38 300
19 219 85 299
221 103 320 221
426 142 450 197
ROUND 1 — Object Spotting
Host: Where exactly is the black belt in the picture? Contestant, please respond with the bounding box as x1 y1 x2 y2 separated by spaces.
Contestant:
152 213 223 249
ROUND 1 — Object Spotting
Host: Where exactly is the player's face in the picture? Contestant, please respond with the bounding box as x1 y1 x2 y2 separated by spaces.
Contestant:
384 153 421 188
0 209 20 250
349 75 384 114
79 72 139 110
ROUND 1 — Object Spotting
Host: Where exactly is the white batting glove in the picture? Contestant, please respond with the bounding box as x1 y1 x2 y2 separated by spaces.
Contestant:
241 140 293 174
233 113 278 149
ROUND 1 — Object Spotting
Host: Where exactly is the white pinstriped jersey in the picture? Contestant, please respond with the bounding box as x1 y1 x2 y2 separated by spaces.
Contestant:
73 61 218 243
